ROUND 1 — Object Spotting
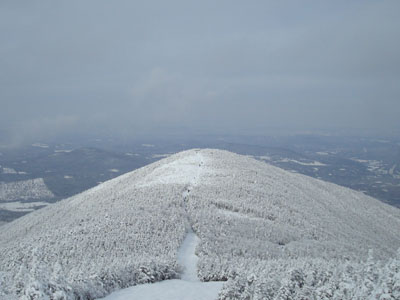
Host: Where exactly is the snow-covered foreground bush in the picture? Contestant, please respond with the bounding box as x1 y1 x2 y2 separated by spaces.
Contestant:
0 149 400 299
217 251 400 299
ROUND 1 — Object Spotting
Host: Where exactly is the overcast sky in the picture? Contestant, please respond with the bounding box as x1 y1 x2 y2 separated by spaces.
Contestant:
1 0 399 144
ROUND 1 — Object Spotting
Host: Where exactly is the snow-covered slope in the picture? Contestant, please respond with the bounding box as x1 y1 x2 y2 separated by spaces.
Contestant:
0 149 400 299
0 178 54 202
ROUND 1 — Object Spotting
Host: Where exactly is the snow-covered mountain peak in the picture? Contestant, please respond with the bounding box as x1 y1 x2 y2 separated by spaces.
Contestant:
137 149 206 187
1 149 400 299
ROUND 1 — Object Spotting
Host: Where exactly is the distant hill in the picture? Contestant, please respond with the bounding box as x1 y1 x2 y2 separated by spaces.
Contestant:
0 149 399 299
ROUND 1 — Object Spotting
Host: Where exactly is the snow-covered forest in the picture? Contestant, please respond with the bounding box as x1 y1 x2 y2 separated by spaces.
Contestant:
0 178 54 202
0 149 399 299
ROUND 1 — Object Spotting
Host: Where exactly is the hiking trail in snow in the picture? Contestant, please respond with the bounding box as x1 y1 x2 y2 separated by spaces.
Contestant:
99 151 223 300
99 231 223 300
178 230 200 282
99 224 224 300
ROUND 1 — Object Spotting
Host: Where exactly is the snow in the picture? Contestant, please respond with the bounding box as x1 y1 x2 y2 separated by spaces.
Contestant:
31 143 49 148
138 151 205 187
0 178 54 201
125 153 139 156
0 201 49 212
316 151 329 155
152 154 172 159
2 168 28 175
178 231 200 282
278 158 327 166
98 154 222 299
2 167 17 174
257 155 271 161
351 158 369 163
389 164 397 176
99 280 223 300
100 230 223 300
351 158 389 175
217 208 263 221
0 149 400 299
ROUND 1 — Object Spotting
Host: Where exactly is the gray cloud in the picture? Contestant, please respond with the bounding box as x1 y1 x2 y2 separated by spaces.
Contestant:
1 0 399 144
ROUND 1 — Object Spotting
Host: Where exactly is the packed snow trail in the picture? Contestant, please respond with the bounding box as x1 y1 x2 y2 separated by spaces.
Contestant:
99 152 223 300
178 230 200 282
98 280 223 300
99 231 223 300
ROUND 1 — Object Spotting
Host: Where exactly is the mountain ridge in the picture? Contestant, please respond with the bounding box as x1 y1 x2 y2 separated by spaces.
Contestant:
1 149 399 299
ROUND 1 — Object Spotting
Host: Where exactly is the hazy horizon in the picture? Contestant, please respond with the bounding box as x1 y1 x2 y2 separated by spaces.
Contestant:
1 1 399 146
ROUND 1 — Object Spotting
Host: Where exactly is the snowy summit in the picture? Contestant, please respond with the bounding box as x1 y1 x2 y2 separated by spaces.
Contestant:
0 149 400 299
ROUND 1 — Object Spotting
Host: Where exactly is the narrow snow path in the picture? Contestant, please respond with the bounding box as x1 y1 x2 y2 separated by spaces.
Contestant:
99 231 223 300
99 280 223 300
177 230 200 282
99 152 223 300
